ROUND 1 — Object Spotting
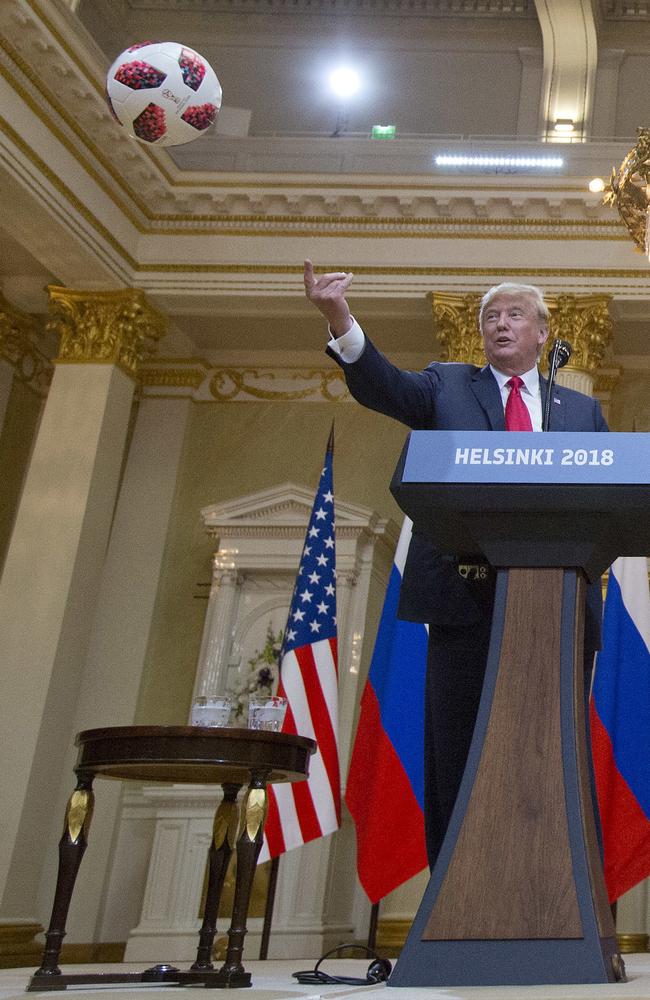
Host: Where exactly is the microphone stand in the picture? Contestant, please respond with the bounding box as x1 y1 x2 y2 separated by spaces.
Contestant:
542 339 572 432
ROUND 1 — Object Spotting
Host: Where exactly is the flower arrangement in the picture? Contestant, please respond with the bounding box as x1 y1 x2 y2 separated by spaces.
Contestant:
230 623 283 723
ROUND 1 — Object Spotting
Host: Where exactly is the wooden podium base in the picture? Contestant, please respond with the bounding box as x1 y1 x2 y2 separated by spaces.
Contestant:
389 567 625 988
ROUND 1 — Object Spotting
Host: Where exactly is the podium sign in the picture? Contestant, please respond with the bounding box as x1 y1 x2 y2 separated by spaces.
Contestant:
387 432 650 987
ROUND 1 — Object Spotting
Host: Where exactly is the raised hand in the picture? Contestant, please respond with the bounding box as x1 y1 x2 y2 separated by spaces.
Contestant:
303 259 354 337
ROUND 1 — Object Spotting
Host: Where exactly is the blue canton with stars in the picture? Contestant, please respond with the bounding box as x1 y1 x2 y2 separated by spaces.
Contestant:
282 448 336 655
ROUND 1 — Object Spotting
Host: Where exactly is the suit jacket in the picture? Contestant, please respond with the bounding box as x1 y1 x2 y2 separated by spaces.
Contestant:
329 336 608 649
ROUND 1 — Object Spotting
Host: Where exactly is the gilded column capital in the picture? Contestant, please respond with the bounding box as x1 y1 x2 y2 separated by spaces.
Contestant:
545 294 613 376
431 292 485 366
0 293 52 396
48 287 166 379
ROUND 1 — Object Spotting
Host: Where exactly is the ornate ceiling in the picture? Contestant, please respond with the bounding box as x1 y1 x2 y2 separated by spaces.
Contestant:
1 0 650 365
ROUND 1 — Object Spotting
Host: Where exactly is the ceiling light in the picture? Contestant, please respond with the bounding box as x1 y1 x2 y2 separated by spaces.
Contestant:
589 177 605 193
554 118 575 133
435 154 563 169
328 67 360 99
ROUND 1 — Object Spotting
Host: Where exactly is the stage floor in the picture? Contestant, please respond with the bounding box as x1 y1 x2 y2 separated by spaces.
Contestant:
3 956 650 1000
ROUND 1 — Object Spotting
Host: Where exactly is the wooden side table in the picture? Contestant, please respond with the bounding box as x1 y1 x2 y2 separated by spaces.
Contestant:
28 726 315 991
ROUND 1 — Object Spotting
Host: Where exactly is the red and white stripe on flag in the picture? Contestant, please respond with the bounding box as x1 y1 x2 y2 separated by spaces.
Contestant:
258 431 341 861
260 638 341 860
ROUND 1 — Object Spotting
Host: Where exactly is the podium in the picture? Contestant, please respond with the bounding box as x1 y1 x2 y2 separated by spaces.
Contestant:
387 431 650 988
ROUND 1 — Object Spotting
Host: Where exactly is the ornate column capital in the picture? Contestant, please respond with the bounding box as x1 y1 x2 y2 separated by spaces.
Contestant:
545 294 613 377
431 292 484 365
48 287 166 380
0 293 52 396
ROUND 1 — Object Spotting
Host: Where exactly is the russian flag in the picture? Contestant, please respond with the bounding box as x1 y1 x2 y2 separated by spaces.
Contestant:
345 519 429 903
590 556 650 902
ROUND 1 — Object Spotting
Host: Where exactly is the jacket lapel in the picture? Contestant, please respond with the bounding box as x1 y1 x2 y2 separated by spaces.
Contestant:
471 366 506 430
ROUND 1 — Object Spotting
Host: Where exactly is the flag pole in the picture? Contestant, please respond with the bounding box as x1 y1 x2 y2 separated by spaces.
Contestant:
259 856 280 960
367 900 379 951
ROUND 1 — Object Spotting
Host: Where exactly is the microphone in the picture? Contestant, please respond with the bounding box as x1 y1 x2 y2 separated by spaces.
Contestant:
542 338 573 431
547 338 572 370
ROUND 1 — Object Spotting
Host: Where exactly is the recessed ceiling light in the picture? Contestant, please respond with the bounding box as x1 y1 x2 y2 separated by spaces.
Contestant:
435 154 564 169
328 67 360 99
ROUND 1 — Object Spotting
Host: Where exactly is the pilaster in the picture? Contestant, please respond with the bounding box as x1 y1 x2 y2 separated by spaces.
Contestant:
0 287 164 938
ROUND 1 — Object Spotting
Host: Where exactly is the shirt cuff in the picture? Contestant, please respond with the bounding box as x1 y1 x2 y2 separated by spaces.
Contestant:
327 317 365 363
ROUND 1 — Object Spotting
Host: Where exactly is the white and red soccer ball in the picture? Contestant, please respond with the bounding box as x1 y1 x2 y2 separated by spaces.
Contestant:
106 41 222 146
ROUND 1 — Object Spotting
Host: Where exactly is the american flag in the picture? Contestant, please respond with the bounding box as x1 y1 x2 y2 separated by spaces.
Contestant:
260 429 341 859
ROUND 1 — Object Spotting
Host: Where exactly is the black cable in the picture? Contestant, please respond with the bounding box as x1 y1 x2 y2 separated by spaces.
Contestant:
293 942 392 986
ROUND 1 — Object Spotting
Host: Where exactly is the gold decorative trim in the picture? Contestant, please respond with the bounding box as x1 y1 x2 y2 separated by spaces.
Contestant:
432 292 485 365
49 287 165 378
244 788 267 842
212 800 240 850
617 933 649 954
209 368 348 402
604 128 650 253
544 294 613 375
140 367 207 389
64 788 94 844
131 263 650 277
0 293 52 395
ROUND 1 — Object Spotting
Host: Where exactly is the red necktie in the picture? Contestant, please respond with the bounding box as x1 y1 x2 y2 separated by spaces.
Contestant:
505 376 532 431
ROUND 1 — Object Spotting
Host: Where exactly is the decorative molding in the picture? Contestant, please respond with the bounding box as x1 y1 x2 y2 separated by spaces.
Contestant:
209 368 348 402
49 287 166 378
0 293 52 395
603 1 650 18
139 360 352 401
127 0 533 13
201 482 388 542
139 366 208 390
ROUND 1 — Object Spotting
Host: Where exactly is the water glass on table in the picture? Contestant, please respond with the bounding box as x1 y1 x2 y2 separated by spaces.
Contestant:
191 695 232 728
247 695 288 732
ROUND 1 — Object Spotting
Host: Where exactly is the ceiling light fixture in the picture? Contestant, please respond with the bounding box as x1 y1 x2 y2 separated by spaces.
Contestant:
328 67 360 99
435 154 564 169
588 177 605 193
554 118 575 133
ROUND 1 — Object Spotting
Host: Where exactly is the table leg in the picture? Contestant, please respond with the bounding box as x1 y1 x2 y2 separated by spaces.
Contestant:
217 775 268 987
191 783 242 971
33 776 94 978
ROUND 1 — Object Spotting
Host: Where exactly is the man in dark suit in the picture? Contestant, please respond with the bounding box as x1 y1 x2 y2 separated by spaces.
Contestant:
304 260 608 869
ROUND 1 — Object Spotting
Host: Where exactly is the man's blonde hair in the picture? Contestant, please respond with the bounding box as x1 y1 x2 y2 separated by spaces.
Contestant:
479 282 549 332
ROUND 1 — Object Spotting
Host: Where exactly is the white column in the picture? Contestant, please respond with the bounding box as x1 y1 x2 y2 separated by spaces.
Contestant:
35 395 193 943
0 362 136 923
192 565 243 702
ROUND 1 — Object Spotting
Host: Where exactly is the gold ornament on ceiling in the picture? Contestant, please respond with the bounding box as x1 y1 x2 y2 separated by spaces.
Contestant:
603 126 650 253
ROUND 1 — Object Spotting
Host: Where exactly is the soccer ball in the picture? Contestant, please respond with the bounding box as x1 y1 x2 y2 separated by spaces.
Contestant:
105 41 222 147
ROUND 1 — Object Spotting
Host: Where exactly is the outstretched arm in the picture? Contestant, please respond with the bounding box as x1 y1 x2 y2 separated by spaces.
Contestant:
303 259 354 337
